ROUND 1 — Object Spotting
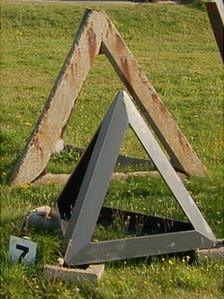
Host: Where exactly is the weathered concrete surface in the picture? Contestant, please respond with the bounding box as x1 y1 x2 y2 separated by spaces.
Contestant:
100 10 205 176
113 170 187 181
44 263 104 283
198 247 224 261
34 173 71 185
10 9 205 186
34 170 187 185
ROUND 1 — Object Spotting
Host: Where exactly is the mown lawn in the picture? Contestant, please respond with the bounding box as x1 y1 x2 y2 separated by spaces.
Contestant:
1 1 223 298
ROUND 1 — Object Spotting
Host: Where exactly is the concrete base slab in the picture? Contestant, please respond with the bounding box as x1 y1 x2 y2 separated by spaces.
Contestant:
44 263 105 283
34 171 187 185
198 247 224 262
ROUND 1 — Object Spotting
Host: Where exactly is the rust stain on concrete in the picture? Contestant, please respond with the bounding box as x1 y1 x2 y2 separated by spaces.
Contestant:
87 27 97 64
120 57 131 85
177 130 188 155
33 134 44 160
115 33 124 54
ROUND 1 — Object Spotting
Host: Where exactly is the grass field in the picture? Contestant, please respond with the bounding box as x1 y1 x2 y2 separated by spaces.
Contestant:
1 1 224 298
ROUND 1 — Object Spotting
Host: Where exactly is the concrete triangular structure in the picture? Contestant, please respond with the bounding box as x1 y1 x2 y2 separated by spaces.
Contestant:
10 9 205 186
55 91 215 266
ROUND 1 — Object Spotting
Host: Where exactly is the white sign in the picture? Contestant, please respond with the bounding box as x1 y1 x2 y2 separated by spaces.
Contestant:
9 235 37 264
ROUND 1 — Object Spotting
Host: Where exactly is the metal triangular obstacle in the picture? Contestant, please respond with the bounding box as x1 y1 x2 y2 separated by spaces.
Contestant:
55 91 216 266
10 9 205 186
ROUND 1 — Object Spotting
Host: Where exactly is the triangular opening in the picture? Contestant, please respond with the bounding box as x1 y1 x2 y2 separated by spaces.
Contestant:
93 124 190 242
54 91 215 266
46 54 152 176
62 54 123 149
94 169 190 243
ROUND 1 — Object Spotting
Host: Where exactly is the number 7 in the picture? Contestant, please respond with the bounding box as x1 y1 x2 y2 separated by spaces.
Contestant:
16 244 29 261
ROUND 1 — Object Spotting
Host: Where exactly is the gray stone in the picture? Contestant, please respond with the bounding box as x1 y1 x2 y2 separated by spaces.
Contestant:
24 206 61 232
198 247 224 261
44 263 105 283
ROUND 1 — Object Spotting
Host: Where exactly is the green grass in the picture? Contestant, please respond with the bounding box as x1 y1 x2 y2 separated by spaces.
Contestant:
1 1 223 298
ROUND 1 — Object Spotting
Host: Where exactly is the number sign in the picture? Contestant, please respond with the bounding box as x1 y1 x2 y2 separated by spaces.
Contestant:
9 236 37 264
